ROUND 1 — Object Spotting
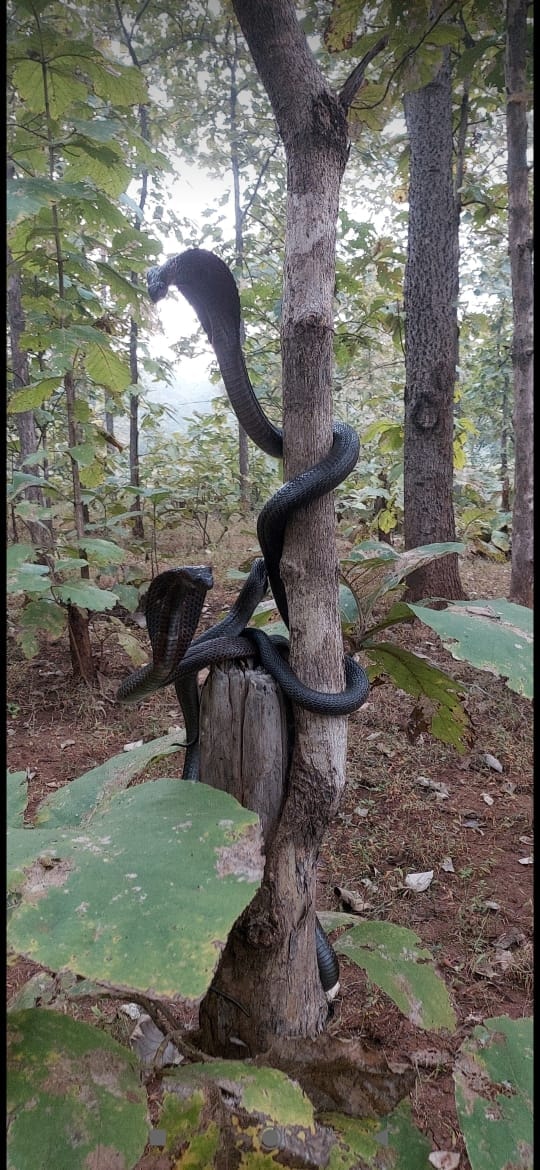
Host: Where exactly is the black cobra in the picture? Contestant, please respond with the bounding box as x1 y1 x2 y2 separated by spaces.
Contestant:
117 249 369 998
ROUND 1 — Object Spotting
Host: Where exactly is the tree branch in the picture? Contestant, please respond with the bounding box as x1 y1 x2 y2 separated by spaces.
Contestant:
338 35 389 112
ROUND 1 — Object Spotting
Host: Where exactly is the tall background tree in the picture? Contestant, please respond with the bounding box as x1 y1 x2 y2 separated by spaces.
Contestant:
505 0 533 606
403 39 465 600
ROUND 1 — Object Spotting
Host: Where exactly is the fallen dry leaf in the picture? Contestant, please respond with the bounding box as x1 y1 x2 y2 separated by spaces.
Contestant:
428 1152 460 1169
483 752 503 772
405 870 434 892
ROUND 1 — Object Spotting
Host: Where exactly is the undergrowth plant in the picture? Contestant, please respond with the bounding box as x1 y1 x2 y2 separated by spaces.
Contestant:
7 739 532 1168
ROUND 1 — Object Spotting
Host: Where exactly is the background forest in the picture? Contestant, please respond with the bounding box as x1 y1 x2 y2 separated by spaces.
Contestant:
7 1 533 1168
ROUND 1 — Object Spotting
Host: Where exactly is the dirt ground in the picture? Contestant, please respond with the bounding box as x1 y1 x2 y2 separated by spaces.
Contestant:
6 523 533 1168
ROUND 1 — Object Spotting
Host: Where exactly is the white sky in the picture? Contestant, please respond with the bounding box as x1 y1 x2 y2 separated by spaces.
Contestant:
143 163 233 426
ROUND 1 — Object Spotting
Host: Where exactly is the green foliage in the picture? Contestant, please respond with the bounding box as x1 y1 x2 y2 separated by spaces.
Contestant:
6 0 162 670
408 599 533 699
335 922 457 1032
324 1101 433 1168
142 401 281 548
339 540 532 751
7 1009 148 1170
7 760 262 1000
454 1016 533 1170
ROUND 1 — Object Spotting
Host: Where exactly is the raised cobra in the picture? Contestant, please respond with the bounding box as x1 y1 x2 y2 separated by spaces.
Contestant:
117 249 369 997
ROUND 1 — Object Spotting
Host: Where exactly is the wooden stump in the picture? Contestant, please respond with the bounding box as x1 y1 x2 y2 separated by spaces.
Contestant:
199 662 289 839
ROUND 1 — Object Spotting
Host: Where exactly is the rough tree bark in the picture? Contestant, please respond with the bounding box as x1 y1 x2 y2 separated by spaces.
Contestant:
196 0 354 1053
402 48 465 601
7 246 53 550
506 0 533 606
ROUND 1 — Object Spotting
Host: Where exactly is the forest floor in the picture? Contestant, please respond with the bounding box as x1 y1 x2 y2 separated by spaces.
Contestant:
6 521 533 1169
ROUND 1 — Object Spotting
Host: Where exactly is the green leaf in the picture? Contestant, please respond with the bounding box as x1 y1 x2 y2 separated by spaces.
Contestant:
77 537 125 565
92 61 147 106
110 583 140 611
67 442 98 468
364 641 471 751
8 377 64 413
6 544 36 572
20 600 66 637
115 628 148 666
94 261 141 307
7 562 51 595
54 559 89 572
408 599 533 699
34 733 187 829
7 472 60 500
341 542 465 625
20 629 40 659
323 1100 432 1168
7 771 28 830
7 1010 147 1170
340 582 361 626
335 922 457 1032
454 1016 533 1170
165 1061 315 1129
63 144 131 198
85 342 132 392
8 780 262 999
54 583 119 610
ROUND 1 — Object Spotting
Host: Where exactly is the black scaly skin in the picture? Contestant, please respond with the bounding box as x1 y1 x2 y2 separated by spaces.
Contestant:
119 249 372 996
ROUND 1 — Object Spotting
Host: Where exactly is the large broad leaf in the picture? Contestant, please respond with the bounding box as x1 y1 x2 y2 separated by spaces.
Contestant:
158 1065 430 1168
322 1101 433 1169
7 1009 148 1170
341 541 465 628
8 778 263 1001
364 640 471 752
408 599 533 698
335 922 457 1032
7 376 64 413
7 772 28 830
54 582 119 610
85 341 132 392
32 732 187 828
454 1016 533 1170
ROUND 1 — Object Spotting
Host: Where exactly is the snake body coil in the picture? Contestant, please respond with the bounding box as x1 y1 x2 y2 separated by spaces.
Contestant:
118 249 369 996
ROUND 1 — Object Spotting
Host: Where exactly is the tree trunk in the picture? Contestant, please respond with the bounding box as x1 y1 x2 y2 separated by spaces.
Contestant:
500 362 511 514
7 248 53 549
64 370 96 683
229 32 251 509
402 49 465 601
67 603 96 683
506 0 533 606
195 0 351 1053
199 665 289 841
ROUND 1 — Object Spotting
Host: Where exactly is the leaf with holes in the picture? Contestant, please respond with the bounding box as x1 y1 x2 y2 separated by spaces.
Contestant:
335 922 457 1032
7 1009 148 1170
408 600 533 699
8 778 263 1001
454 1016 533 1170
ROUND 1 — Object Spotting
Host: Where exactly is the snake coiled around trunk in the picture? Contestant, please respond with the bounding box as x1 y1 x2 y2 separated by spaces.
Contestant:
117 249 369 997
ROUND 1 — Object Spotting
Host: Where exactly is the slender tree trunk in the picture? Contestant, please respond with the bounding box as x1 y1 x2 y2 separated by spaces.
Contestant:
402 49 465 601
506 0 533 605
114 3 150 541
229 34 251 508
197 0 350 1052
65 370 96 682
7 247 52 549
499 320 512 513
